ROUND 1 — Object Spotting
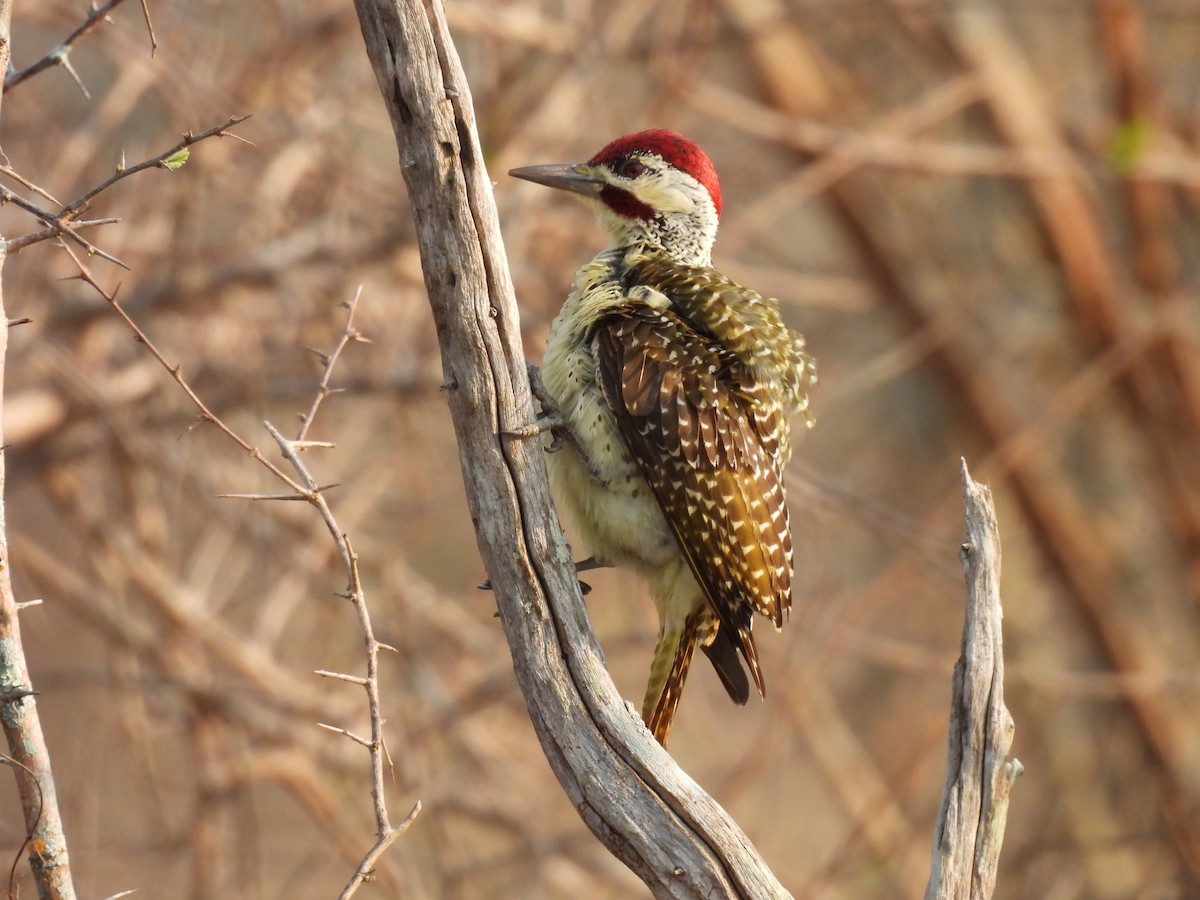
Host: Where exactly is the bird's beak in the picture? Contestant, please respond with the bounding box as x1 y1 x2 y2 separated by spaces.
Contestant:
509 163 606 197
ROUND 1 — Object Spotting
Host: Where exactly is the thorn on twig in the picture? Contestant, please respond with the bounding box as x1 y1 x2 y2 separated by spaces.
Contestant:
315 669 369 686
382 736 396 783
398 800 422 834
0 687 38 704
218 129 256 148
217 491 310 501
52 46 92 99
317 722 374 749
183 416 207 436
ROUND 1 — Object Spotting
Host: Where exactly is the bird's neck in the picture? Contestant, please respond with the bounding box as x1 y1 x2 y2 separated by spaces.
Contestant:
597 213 716 268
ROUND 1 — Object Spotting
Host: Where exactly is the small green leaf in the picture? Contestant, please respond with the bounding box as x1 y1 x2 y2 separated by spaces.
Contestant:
162 148 190 171
1107 117 1151 173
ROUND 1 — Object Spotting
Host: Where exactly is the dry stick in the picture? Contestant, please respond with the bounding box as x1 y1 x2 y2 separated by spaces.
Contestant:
268 300 410 893
925 462 1021 900
61 250 416 896
351 1 789 897
0 2 77 896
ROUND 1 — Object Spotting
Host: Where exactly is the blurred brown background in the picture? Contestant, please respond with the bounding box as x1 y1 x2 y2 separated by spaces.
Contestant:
3 1 1199 897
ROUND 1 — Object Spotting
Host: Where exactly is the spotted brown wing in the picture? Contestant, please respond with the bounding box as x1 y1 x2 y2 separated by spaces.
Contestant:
592 303 793 699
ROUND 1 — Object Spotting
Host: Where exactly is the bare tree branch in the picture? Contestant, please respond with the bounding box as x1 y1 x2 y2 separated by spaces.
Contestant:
925 461 1021 900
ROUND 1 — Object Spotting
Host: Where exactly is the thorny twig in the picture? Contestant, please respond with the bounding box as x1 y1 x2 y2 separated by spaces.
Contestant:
297 286 371 443
2 186 128 268
61 246 414 896
62 116 253 221
5 0 156 91
58 242 305 494
4 115 252 261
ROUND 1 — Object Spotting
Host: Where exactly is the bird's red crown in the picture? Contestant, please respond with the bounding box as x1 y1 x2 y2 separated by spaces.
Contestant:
588 130 723 219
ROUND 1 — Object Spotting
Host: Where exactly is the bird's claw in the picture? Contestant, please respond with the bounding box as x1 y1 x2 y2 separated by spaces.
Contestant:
502 362 570 451
478 556 609 595
481 578 593 600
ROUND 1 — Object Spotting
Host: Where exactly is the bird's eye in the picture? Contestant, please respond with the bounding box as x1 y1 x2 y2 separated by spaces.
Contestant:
617 159 646 179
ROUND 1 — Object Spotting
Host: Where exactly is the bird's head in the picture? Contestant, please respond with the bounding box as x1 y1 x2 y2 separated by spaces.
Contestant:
510 130 722 267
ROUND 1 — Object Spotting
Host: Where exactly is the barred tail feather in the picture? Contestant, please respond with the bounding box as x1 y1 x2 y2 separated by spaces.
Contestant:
643 610 710 746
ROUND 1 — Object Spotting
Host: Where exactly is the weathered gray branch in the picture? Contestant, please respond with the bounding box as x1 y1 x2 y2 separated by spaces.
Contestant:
349 1 789 896
926 460 1022 900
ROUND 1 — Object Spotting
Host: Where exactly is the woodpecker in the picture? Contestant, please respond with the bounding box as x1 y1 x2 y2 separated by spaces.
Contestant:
510 131 816 745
